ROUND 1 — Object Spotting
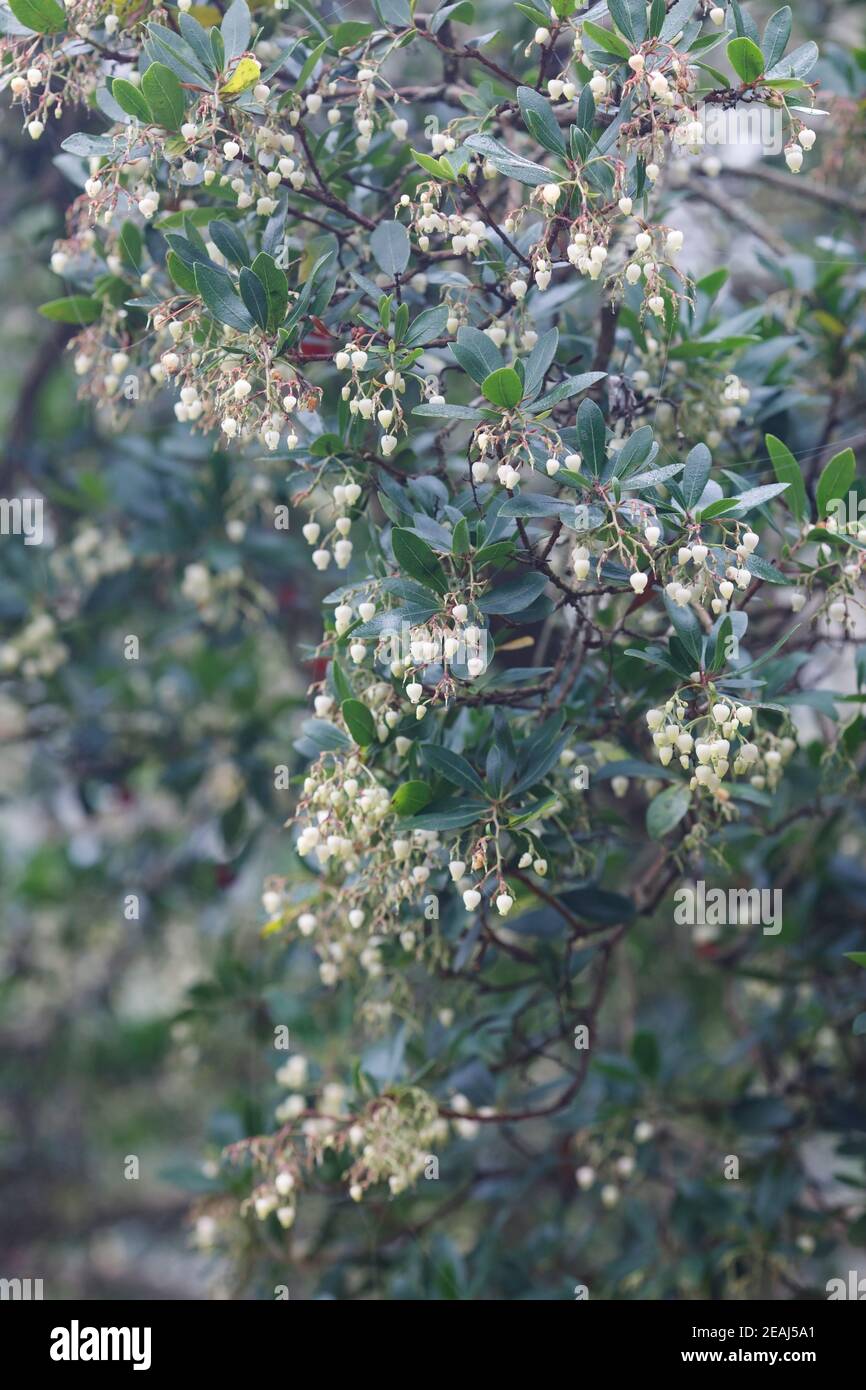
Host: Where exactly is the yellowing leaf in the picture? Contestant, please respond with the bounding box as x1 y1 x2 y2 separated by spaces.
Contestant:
591 740 630 764
220 56 261 96
813 310 847 337
261 916 286 938
188 3 222 24
298 247 319 284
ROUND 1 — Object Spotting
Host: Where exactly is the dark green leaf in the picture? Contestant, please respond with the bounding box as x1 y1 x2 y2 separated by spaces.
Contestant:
8 0 66 33
576 398 606 475
391 780 432 815
404 305 449 347
611 426 656 479
729 0 761 42
209 220 250 268
727 36 766 83
293 37 330 92
370 221 411 277
239 266 269 329
646 784 692 839
118 221 143 271
210 27 225 71
664 595 704 667
147 22 212 85
575 85 596 131
450 324 504 384
681 442 712 510
762 6 792 69
167 250 197 293
528 371 606 414
166 231 212 269
707 482 789 517
141 62 186 131
392 528 449 595
194 262 255 331
765 433 807 522
608 0 646 44
632 1030 660 1080
111 78 152 122
816 448 856 518
431 0 474 31
330 658 353 704
400 798 489 831
562 885 635 925
517 85 566 155
463 133 552 186
621 461 684 491
421 745 487 796
451 516 470 556
522 328 558 401
413 402 488 422
500 494 566 519
374 0 412 27
766 39 818 80
657 0 692 41
341 698 376 746
251 253 289 331
178 13 218 75
582 18 631 58
38 296 101 325
510 733 568 797
481 367 523 409
221 0 251 61
478 571 547 615
745 554 787 585
332 20 375 49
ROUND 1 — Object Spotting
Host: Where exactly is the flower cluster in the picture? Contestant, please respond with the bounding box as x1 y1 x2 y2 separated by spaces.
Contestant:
181 559 273 629
2 0 141 139
0 612 68 679
220 1062 462 1230
409 181 489 260
574 1117 657 1212
647 697 797 796
263 752 444 986
633 349 754 450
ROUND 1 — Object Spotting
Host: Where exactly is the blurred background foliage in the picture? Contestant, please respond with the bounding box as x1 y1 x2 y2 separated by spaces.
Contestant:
1 0 865 1299
0 83 320 1296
